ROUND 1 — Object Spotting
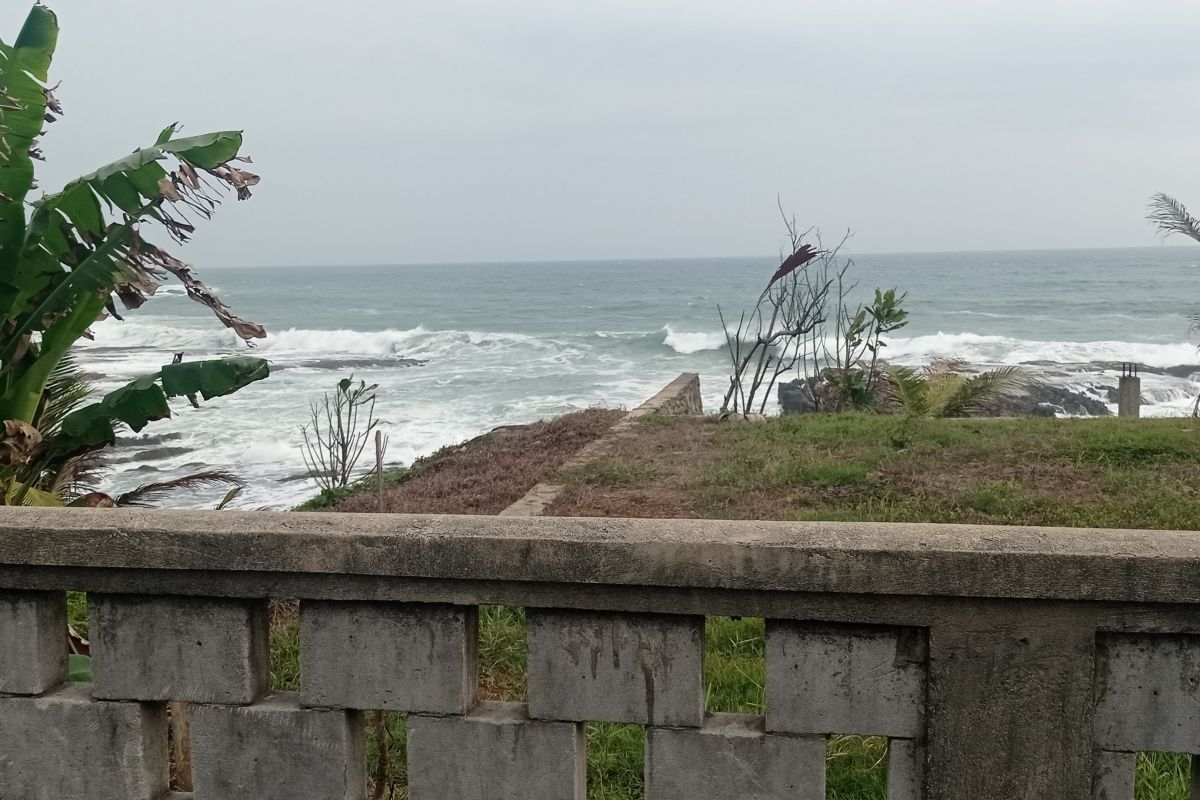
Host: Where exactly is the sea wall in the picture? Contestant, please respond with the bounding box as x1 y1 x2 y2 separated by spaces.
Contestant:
1 508 1200 798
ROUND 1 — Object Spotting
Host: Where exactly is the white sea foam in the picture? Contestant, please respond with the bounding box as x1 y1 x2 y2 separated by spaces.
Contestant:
887 332 1199 369
662 325 725 354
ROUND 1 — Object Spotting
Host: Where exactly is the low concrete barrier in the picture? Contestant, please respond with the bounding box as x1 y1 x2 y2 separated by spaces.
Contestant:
1 507 1199 798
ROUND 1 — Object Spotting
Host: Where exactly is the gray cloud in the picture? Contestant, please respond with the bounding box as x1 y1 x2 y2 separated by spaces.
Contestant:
6 0 1200 266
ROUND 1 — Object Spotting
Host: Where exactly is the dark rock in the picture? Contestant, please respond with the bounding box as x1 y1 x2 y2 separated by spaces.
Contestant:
778 374 1113 417
777 380 817 413
986 384 1111 417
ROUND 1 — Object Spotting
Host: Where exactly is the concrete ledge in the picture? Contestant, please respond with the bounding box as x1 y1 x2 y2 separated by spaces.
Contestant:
3 508 1200 604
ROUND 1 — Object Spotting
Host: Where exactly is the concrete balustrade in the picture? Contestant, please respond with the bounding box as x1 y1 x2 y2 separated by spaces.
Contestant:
3 508 1200 798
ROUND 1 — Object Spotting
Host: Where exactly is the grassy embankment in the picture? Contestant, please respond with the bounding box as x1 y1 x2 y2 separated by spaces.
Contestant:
72 413 1199 798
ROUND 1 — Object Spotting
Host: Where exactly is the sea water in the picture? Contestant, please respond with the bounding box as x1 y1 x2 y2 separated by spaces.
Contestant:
75 246 1200 508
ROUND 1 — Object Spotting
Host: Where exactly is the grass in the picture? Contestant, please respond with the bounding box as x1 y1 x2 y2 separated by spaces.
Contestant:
546 413 1200 529
308 407 624 514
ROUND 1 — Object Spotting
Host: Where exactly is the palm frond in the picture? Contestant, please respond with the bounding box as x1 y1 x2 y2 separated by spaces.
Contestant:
115 470 243 507
885 366 930 416
1148 193 1200 244
940 366 1030 417
37 353 94 437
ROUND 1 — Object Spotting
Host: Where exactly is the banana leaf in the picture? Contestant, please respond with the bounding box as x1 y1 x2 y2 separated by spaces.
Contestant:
57 356 269 452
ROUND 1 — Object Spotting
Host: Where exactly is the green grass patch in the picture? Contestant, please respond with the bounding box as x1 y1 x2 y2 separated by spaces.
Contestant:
704 616 764 713
478 605 527 701
587 723 645 800
827 736 889 800
67 591 88 636
293 466 412 510
559 462 658 488
1136 752 1193 799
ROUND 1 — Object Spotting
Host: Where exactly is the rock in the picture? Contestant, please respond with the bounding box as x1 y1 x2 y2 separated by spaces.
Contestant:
777 380 817 413
777 374 1113 417
983 384 1111 417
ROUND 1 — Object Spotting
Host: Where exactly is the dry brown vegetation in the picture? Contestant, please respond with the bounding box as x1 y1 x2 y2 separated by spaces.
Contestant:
332 407 624 515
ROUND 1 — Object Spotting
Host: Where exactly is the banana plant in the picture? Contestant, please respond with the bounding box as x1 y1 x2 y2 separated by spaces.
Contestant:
0 6 269 504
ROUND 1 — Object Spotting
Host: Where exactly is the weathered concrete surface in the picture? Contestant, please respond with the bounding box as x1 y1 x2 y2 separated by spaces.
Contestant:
90 594 268 703
190 693 364 799
1094 633 1200 753
1117 375 1141 418
1092 751 1134 800
501 372 701 516
6 508 1200 604
924 605 1097 800
0 683 167 800
301 600 476 712
766 622 926 738
0 589 66 695
408 702 585 800
645 713 824 800
886 739 924 800
527 609 703 725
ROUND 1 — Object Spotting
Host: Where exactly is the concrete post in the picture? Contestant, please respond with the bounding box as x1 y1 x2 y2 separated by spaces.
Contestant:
1118 363 1140 418
924 605 1098 800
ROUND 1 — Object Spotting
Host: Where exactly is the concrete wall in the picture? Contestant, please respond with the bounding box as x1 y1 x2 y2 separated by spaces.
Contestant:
2 507 1200 798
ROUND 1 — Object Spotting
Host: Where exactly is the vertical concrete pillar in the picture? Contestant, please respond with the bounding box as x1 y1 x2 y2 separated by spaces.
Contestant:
1118 364 1140 418
0 590 67 695
1092 751 1134 800
924 604 1097 800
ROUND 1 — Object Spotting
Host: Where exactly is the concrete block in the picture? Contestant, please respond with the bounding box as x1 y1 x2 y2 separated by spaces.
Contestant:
886 739 924 800
190 692 365 799
1092 751 1134 800
0 589 66 695
645 713 825 800
766 622 926 738
527 609 703 725
0 682 167 800
408 701 585 800
90 594 268 703
301 600 476 712
1095 633 1200 753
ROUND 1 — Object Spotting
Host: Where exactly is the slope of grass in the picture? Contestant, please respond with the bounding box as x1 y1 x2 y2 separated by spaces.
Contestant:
548 413 1200 530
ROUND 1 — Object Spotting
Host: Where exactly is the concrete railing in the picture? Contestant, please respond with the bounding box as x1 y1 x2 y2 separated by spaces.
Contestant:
2 508 1200 799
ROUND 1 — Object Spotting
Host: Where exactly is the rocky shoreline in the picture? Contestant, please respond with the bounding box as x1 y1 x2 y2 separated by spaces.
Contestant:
778 360 1200 418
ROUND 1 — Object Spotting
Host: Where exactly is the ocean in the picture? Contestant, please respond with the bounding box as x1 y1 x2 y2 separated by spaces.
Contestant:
76 246 1200 509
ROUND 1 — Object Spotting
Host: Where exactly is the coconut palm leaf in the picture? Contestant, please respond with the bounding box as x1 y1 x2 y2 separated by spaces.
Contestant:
1148 193 1200 244
940 366 1031 417
885 366 930 416
115 470 242 507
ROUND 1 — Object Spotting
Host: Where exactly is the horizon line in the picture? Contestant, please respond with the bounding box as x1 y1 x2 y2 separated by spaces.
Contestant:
202 242 1197 270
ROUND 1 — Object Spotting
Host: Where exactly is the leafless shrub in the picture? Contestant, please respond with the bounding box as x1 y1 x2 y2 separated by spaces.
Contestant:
719 208 837 415
300 377 381 491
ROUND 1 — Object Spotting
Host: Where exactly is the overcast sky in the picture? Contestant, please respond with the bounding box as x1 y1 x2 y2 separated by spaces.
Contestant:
5 1 1200 266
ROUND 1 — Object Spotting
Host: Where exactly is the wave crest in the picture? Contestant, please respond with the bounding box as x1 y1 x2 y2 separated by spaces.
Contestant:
662 325 725 354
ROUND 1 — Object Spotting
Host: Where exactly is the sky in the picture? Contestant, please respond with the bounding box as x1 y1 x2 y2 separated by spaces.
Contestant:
4 1 1200 267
